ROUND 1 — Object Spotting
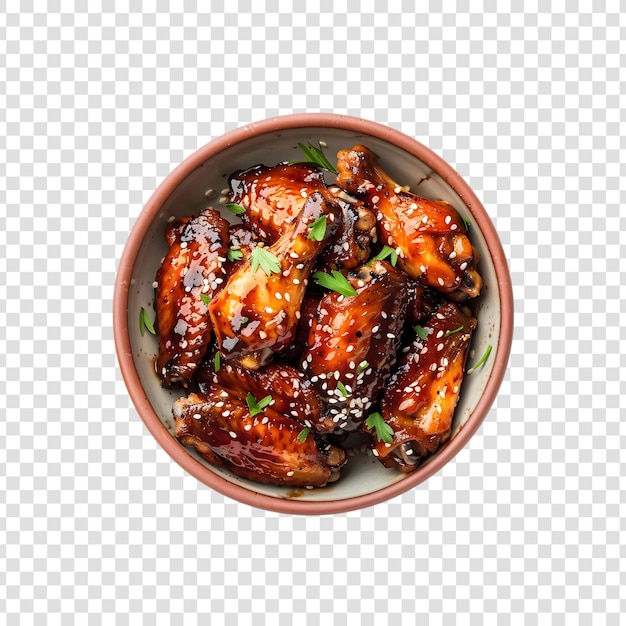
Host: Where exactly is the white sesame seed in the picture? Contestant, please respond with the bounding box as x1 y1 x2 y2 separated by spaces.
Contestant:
193 413 202 420
229 431 237 438
286 471 295 476
295 311 301 319
152 281 158 288
346 345 354 352
275 292 282 300
460 262 468 270
422 215 428 223
445 215 451 224
290 252 299 258
222 410 230 417
293 278 300 285
420 265 427 273
284 293 290 302
167 215 176 223
261 416 269 424
449 251 457 259
301 360 308 370
437 343 444 351
180 241 188 249
265 307 274 314
450 223 458 230
259 330 267 339
244 424 252 431
387 333 396 339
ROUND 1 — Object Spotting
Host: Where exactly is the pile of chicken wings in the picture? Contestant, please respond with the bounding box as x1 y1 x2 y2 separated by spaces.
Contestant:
153 144 482 487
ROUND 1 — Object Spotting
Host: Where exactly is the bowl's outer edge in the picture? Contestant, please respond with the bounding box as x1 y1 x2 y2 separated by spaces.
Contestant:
113 113 514 515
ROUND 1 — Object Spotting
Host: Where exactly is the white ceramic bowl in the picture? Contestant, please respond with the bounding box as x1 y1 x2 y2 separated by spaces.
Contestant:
114 114 513 514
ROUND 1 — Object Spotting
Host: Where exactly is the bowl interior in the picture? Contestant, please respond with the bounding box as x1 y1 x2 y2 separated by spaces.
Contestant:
123 123 502 505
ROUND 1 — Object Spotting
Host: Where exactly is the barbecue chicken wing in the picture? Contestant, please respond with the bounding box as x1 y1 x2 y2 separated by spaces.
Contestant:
173 387 346 486
155 207 229 387
336 145 482 300
208 192 339 368
299 260 411 432
197 345 334 433
367 301 476 471
229 163 375 268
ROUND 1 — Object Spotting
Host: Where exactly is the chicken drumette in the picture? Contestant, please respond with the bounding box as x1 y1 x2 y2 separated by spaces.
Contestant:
208 192 339 368
228 162 375 268
336 144 482 300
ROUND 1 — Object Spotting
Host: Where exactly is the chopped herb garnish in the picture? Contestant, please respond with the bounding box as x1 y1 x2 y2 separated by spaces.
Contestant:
295 142 338 174
246 392 273 417
356 361 369 375
240 316 249 325
139 307 156 336
226 248 243 262
414 325 428 340
312 269 358 297
461 214 471 229
225 203 246 215
251 246 281 276
444 325 464 337
467 344 493 374
200 293 212 306
365 412 394 444
369 245 398 267
296 427 310 443
213 351 221 372
336 381 348 398
307 215 327 241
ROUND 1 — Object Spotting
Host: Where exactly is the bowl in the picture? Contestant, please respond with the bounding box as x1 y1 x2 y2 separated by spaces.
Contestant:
113 113 513 514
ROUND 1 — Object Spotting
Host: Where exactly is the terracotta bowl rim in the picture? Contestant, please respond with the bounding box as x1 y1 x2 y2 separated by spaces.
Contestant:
113 112 514 515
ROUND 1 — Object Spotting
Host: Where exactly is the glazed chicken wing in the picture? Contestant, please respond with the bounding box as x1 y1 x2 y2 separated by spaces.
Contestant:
367 301 476 471
336 144 482 300
155 207 229 387
229 163 375 268
208 192 339 368
197 345 333 433
173 387 346 486
299 260 411 432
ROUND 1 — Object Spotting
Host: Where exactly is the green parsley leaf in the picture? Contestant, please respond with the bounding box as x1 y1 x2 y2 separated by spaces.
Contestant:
356 361 369 375
307 215 327 241
246 392 273 417
296 427 310 443
200 293 212 306
444 325 464 337
240 316 249 325
369 244 398 267
139 307 156 336
461 214 471 229
336 381 348 398
296 142 338 174
365 412 394 444
250 246 281 276
467 344 493 374
226 248 243 262
213 351 221 373
312 269 358 297
414 325 428 340
226 203 246 215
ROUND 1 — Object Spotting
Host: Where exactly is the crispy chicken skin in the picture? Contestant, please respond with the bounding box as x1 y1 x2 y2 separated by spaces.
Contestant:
173 388 346 486
229 163 375 268
197 345 333 434
367 301 476 471
155 207 229 387
299 260 410 432
336 144 482 300
208 192 339 367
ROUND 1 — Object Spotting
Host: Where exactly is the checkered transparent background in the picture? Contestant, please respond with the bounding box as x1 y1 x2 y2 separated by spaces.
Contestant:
1 2 624 623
